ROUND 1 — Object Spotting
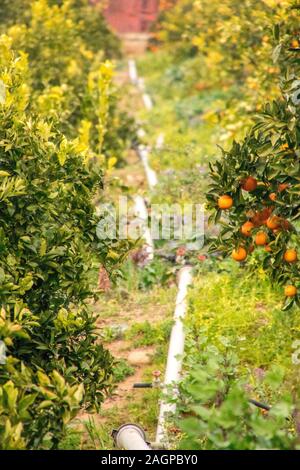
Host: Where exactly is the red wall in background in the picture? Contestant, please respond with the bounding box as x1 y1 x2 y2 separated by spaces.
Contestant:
104 0 160 34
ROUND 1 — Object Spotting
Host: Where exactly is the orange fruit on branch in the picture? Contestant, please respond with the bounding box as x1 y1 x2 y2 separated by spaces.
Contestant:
232 247 247 262
195 82 208 91
266 216 281 230
280 143 289 151
283 249 298 263
241 221 255 237
278 183 289 193
269 192 277 201
241 176 258 192
255 231 268 246
218 195 233 210
284 285 297 297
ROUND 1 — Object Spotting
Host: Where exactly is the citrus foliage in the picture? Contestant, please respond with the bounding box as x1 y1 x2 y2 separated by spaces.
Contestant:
207 10 300 308
0 1 132 450
0 0 32 27
153 0 292 140
0 0 121 57
153 0 299 306
2 0 135 163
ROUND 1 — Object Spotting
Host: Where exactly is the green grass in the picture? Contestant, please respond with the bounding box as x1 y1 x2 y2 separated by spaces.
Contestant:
185 262 300 372
125 319 173 347
113 359 135 383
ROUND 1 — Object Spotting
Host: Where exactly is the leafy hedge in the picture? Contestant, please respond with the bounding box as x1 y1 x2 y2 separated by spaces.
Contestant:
2 0 135 163
0 1 132 450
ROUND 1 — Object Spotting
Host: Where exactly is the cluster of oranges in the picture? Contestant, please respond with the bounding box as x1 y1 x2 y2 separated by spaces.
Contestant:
291 39 300 48
218 176 298 298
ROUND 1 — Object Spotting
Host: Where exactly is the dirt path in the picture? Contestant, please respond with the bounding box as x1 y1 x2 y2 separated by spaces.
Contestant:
75 61 176 450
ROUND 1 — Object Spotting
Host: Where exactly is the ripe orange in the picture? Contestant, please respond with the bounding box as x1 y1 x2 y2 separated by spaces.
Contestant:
195 82 208 92
283 249 298 263
232 247 247 262
241 221 254 237
218 195 233 210
268 67 279 74
285 285 297 297
241 176 258 192
278 183 289 193
266 216 281 230
269 193 277 201
280 143 289 151
265 245 272 253
255 231 268 246
291 39 300 48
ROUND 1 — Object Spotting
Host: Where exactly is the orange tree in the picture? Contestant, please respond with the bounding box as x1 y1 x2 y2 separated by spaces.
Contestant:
207 8 300 309
3 0 135 163
152 0 294 141
0 0 121 58
0 8 132 450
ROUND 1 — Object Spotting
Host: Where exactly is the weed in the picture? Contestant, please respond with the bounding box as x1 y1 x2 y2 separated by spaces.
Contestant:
126 320 173 348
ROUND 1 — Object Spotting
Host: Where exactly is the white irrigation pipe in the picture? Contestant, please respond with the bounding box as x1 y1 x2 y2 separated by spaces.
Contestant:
128 59 138 85
156 266 193 446
138 145 158 189
128 60 158 189
126 59 193 449
114 424 151 450
137 127 146 139
142 93 154 110
137 77 145 91
133 195 154 262
156 132 165 150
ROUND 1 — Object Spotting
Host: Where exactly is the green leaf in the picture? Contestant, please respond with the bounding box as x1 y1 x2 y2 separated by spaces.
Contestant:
273 24 280 41
37 400 54 410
